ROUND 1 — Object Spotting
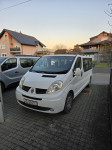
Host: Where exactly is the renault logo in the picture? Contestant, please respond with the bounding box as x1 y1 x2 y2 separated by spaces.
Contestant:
31 88 34 93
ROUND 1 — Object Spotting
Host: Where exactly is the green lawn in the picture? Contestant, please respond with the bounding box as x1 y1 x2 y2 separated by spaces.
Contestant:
95 63 111 68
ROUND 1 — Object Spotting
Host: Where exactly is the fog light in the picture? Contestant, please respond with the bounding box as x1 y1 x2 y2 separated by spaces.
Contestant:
50 108 54 111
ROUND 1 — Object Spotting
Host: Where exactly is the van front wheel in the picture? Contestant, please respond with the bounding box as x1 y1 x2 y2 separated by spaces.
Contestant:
87 77 92 88
64 92 73 113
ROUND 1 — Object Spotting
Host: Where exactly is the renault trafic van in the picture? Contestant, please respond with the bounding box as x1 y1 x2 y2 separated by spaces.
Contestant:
16 55 92 113
0 56 39 90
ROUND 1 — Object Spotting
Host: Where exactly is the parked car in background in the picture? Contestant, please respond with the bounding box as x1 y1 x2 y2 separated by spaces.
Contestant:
0 56 40 90
16 55 92 114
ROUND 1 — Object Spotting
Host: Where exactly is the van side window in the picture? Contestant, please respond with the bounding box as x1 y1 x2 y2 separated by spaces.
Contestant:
83 58 92 72
74 57 81 70
1 58 17 71
20 58 34 68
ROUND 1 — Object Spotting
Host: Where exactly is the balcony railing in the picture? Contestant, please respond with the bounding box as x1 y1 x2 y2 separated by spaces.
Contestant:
10 48 21 53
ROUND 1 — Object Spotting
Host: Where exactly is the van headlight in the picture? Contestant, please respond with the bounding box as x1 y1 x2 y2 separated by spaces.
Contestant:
46 81 63 94
19 77 25 89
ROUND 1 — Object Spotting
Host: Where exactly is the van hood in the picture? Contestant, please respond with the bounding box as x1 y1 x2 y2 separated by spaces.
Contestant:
23 71 66 89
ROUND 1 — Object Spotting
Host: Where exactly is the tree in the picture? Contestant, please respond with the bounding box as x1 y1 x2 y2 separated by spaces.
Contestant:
74 44 81 50
67 44 81 54
55 49 67 54
101 42 112 66
104 4 112 66
54 44 66 50
54 44 67 54
104 3 112 26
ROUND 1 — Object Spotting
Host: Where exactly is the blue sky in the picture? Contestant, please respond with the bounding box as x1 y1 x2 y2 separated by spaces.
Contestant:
0 0 112 49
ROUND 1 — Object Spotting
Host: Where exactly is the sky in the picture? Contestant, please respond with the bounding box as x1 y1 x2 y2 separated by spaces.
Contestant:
0 0 112 50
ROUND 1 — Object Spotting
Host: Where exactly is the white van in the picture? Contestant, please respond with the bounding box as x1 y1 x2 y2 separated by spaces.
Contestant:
16 55 92 114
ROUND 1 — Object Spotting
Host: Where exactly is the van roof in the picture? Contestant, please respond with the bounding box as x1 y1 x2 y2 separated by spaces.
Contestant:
41 54 92 58
42 54 77 57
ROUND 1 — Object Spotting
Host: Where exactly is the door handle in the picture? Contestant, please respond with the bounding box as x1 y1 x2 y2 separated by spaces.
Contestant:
15 71 19 73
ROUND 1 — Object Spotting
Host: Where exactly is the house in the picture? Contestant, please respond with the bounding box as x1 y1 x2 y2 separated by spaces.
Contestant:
36 48 54 56
80 31 112 61
0 29 46 57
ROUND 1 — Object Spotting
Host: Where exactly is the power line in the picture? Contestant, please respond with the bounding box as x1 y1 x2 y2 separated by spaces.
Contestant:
0 0 32 12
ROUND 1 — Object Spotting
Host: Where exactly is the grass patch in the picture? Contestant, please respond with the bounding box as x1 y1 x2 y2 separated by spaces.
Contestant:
95 63 109 68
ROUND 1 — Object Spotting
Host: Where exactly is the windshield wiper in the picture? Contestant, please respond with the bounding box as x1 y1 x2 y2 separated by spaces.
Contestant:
31 70 68 74
54 70 68 74
31 70 50 73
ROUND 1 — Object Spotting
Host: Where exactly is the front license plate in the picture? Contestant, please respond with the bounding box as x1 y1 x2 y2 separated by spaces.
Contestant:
24 99 38 106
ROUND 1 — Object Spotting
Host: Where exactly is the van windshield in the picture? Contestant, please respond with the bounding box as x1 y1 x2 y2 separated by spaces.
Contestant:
31 56 75 74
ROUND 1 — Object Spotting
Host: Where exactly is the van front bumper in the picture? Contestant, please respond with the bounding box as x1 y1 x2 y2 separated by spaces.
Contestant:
16 86 66 114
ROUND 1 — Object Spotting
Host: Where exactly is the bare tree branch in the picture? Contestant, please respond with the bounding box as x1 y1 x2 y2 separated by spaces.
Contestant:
108 21 112 26
108 3 112 6
110 7 112 13
106 9 112 14
104 10 112 17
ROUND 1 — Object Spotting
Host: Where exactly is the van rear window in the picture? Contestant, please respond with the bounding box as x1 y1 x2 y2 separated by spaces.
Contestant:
83 58 92 72
20 58 37 68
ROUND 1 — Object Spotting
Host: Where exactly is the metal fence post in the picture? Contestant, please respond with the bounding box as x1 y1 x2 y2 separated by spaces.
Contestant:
0 65 4 123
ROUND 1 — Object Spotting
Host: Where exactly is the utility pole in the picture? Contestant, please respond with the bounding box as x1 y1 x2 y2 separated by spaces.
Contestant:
0 65 4 123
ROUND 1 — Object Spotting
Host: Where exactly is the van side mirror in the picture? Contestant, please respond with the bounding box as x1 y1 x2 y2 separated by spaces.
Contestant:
73 68 81 77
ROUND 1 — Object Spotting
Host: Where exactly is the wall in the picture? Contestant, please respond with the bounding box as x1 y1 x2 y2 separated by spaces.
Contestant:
0 31 10 56
0 31 22 56
22 45 36 55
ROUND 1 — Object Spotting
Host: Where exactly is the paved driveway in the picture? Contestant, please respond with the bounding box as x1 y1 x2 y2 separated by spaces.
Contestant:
0 85 110 150
91 73 110 85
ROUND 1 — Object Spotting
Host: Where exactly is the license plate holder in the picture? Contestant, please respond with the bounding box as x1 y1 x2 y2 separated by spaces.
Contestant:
24 98 38 106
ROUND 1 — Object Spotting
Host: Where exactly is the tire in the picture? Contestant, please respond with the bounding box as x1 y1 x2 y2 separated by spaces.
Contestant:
64 92 73 113
0 82 5 92
87 77 92 88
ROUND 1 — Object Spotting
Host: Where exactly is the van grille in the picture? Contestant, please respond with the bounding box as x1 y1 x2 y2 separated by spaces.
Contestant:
36 88 47 94
22 85 47 94
22 85 30 92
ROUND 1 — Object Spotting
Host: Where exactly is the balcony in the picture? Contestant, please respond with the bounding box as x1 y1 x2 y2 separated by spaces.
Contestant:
10 47 21 53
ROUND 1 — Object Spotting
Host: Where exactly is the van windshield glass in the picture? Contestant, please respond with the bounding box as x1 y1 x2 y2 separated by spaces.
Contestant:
0 57 7 64
31 56 75 74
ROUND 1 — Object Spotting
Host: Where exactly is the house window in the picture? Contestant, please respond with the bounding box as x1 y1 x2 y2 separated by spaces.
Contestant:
5 35 7 38
15 43 20 48
0 44 6 49
1 53 7 57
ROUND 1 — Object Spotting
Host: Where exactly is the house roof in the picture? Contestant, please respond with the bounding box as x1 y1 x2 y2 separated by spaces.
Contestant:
80 41 98 47
80 39 112 47
0 29 46 47
90 31 112 41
